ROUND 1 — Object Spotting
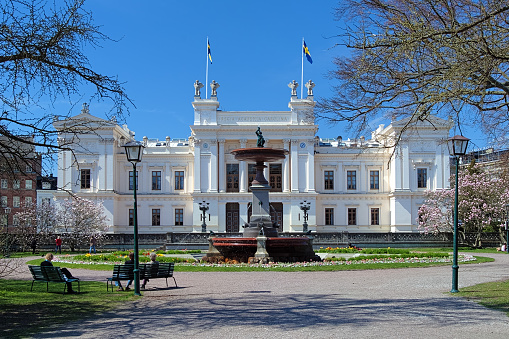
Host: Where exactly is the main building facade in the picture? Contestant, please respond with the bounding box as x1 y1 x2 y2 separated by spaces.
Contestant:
54 81 451 234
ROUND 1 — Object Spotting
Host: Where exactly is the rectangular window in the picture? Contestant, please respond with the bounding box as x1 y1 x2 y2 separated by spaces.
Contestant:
348 208 357 225
175 171 184 190
347 171 356 190
152 171 161 190
13 180 20 189
325 208 334 225
26 164 33 173
370 170 379 189
25 197 32 206
42 182 51 189
129 171 138 190
80 169 91 189
269 164 282 192
226 164 239 192
324 170 334 190
25 179 33 190
1 196 7 207
152 209 161 226
175 208 183 225
0 215 6 226
248 164 257 187
128 209 134 226
13 196 20 208
1 179 7 189
417 168 427 188
42 198 51 205
371 208 380 225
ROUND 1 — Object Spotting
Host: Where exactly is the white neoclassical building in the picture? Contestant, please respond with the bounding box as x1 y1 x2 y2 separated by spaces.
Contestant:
53 81 451 234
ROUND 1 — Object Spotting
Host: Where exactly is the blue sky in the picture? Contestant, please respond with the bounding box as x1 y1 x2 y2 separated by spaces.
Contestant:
65 0 488 149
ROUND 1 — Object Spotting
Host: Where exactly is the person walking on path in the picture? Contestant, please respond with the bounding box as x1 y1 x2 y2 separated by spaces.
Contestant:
89 237 97 254
55 236 62 254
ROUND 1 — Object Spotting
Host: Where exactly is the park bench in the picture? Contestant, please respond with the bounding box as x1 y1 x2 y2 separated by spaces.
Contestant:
28 265 80 294
106 262 177 291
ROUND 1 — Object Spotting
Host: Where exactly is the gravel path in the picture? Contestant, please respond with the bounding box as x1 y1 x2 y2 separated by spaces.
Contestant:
15 253 509 338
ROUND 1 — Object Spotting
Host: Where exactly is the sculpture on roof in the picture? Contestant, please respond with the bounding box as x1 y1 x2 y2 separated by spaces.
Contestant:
81 103 90 114
194 80 204 97
210 80 220 96
256 126 265 148
288 80 298 96
305 80 315 96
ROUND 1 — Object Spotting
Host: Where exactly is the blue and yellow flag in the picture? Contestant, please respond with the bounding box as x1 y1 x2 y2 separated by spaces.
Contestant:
303 40 312 64
208 39 212 64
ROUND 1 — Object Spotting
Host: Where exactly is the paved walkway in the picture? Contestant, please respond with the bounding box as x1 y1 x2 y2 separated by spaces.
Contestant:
17 253 509 338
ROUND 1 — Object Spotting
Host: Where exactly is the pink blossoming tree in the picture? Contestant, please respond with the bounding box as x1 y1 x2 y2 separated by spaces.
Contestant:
418 164 509 247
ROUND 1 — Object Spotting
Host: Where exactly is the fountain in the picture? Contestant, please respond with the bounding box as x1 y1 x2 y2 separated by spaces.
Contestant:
205 128 321 263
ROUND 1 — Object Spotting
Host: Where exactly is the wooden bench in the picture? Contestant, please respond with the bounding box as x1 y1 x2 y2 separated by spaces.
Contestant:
28 265 80 294
106 262 177 291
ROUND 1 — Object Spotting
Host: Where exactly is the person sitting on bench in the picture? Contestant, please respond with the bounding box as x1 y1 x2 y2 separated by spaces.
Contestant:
116 252 134 291
41 253 77 294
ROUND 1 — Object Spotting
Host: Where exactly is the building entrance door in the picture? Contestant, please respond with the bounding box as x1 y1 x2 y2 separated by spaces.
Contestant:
226 203 239 232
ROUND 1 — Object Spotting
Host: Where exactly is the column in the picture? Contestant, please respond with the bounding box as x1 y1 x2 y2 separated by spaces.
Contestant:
210 139 218 192
306 142 315 192
291 140 299 192
193 139 201 193
218 139 225 192
239 139 248 192
283 139 290 192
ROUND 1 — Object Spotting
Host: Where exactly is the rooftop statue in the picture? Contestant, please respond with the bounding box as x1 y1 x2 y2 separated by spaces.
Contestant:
210 80 220 96
256 126 265 148
288 80 298 96
194 80 204 97
305 80 315 96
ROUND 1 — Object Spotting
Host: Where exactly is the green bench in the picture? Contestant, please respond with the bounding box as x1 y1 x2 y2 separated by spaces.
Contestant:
106 262 177 291
28 265 80 294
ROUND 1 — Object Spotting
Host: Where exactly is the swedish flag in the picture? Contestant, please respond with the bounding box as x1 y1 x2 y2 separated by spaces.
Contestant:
303 40 312 64
208 39 212 64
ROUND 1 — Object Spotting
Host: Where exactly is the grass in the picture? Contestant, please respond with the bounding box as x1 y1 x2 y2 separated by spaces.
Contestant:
455 280 509 316
0 279 136 339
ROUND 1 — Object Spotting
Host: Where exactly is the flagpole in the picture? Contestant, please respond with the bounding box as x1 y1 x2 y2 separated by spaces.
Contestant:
206 36 209 99
301 37 304 99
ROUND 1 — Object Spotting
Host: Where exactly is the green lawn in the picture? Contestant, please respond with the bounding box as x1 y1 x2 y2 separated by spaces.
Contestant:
0 279 136 338
454 280 509 316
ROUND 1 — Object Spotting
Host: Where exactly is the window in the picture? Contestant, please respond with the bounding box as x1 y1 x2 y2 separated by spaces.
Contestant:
25 179 32 190
81 169 91 189
152 209 161 226
13 180 20 189
417 168 427 188
1 179 7 189
348 208 357 225
226 164 239 192
175 208 183 225
325 208 334 225
25 197 32 206
370 170 379 189
128 209 134 226
371 208 380 225
175 171 184 190
129 171 138 190
26 164 33 173
0 215 6 226
248 164 257 187
269 164 282 192
324 171 334 190
42 182 51 190
152 171 161 190
42 198 51 205
13 196 20 208
347 171 356 190
1 196 7 207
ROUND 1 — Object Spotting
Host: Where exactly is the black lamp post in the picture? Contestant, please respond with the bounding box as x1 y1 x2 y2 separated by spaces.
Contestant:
123 141 144 296
199 201 209 232
505 204 509 253
299 200 311 233
447 135 470 293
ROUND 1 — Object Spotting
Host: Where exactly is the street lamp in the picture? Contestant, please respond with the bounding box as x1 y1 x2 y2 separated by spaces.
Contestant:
123 140 144 296
447 135 470 293
299 200 311 233
199 201 209 233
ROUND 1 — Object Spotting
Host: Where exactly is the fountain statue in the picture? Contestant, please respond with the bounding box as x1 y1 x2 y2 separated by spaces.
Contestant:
205 128 320 263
